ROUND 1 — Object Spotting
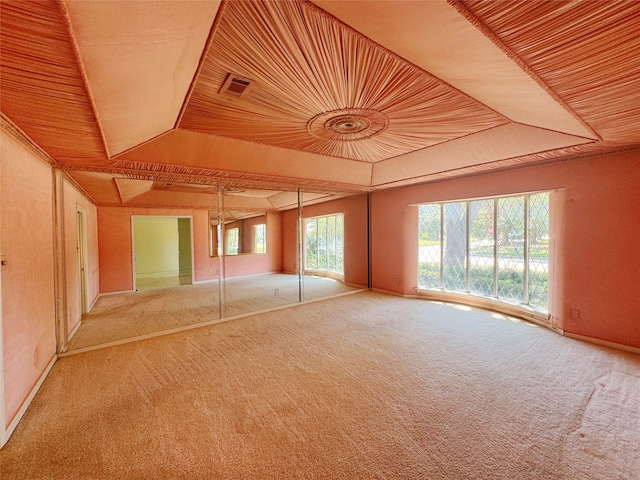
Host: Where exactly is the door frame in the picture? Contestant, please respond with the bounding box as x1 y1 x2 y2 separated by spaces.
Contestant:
0 171 5 447
76 206 89 315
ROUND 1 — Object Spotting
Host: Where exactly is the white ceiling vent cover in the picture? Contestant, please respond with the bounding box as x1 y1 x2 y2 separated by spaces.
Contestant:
220 74 253 98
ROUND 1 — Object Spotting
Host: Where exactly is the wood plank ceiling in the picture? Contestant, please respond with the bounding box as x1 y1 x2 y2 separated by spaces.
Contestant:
1 0 639 209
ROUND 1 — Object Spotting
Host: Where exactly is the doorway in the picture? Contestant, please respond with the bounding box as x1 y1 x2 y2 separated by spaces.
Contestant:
132 216 193 291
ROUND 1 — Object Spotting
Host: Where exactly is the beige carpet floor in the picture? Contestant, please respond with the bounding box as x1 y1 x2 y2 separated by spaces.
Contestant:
69 274 362 350
2 291 639 479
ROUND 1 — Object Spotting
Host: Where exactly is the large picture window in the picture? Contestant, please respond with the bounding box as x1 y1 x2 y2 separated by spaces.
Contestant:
418 192 550 312
305 213 344 275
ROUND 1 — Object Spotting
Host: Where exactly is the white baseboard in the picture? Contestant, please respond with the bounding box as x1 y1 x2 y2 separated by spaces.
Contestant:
224 271 280 280
563 332 640 355
1 354 56 448
192 278 218 285
175 272 285 286
136 271 180 279
372 287 639 355
88 294 100 312
371 287 406 297
304 270 344 282
68 319 82 342
373 287 564 332
97 289 134 297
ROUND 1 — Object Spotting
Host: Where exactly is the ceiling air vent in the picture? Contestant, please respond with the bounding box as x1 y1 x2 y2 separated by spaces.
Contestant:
220 74 253 98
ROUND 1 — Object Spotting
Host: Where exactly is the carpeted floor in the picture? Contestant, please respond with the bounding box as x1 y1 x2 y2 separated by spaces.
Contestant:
2 291 639 479
69 273 362 350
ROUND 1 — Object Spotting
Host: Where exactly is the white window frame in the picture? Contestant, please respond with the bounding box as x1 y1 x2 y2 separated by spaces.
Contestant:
416 191 552 320
304 213 344 277
254 223 266 254
226 227 239 255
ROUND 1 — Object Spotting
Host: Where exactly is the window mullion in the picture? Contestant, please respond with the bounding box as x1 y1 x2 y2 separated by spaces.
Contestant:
439 203 444 290
325 218 329 269
493 198 498 298
333 216 338 270
332 216 336 273
334 216 338 273
316 219 320 270
523 195 530 305
465 201 470 293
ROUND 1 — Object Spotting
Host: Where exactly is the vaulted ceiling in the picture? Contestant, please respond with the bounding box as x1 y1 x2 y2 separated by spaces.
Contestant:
1 0 639 210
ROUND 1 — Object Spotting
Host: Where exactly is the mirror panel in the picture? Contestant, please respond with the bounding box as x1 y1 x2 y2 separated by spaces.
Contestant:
67 212 221 351
67 184 369 352
300 191 369 302
210 211 268 256
221 208 301 317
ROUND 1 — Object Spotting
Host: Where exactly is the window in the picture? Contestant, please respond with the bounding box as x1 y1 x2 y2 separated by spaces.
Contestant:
304 213 344 275
226 227 239 255
418 192 550 312
254 224 266 253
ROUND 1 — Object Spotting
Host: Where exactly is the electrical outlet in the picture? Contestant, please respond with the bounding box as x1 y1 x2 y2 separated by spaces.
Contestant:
571 308 581 320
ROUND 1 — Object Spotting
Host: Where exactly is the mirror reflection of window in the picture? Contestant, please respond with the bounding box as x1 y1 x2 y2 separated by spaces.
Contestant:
217 226 223 256
208 212 219 257
254 224 266 253
209 211 268 256
304 213 344 275
226 227 239 255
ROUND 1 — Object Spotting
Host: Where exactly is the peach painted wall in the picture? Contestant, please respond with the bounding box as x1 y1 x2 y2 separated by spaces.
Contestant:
63 176 99 337
192 209 218 282
98 208 283 292
282 208 299 275
282 194 369 287
1 129 56 428
370 149 640 349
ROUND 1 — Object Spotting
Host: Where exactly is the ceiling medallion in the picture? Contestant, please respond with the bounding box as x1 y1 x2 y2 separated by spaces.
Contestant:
307 108 389 141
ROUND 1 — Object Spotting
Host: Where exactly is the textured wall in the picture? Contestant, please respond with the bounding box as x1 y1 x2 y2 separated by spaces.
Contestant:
1 130 56 427
1 128 99 430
